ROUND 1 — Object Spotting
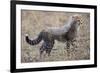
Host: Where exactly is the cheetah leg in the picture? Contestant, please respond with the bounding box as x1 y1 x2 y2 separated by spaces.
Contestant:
39 42 46 61
45 41 54 56
65 41 71 57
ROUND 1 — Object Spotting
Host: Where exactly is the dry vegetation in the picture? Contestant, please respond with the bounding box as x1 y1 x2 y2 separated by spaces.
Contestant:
21 10 90 63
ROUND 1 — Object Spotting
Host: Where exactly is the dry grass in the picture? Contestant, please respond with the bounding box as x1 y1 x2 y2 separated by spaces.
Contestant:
21 10 90 63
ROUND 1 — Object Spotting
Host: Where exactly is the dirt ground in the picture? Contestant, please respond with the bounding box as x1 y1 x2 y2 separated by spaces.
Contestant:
21 10 90 63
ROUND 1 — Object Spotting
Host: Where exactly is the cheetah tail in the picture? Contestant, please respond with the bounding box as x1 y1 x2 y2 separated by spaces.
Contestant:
25 32 43 45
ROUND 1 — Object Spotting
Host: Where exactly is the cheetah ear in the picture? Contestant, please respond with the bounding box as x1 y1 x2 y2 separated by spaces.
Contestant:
76 16 79 19
72 16 75 18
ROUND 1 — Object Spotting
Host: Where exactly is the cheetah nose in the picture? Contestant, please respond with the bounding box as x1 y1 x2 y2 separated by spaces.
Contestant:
80 22 82 25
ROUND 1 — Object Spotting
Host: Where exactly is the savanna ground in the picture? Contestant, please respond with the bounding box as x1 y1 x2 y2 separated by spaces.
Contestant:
21 10 90 63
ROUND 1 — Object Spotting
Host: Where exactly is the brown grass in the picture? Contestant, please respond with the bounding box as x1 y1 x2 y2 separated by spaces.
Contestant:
21 10 90 63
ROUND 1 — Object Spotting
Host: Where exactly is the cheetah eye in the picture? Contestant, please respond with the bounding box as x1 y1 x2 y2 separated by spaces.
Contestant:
77 20 80 22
